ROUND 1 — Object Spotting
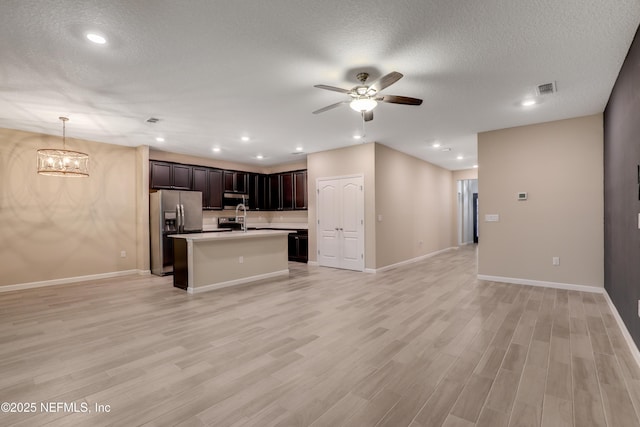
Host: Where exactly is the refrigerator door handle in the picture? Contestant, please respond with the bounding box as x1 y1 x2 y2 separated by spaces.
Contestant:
180 204 185 232
176 204 182 231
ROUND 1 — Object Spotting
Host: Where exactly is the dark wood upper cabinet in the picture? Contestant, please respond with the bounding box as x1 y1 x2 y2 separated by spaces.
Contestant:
248 173 268 210
294 170 307 209
236 172 247 193
268 174 281 210
223 170 248 193
172 164 192 190
150 161 306 211
281 172 294 210
223 171 234 192
192 167 208 206
150 161 172 189
150 161 192 190
207 169 223 209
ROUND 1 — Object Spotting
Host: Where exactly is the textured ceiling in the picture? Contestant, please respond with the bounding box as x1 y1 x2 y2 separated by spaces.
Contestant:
1 1 639 170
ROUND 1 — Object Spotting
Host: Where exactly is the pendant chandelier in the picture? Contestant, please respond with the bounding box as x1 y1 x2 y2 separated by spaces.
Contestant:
37 117 89 177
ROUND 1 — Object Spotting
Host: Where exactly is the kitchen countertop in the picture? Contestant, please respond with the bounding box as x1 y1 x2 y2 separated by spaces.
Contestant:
202 223 308 232
169 229 290 241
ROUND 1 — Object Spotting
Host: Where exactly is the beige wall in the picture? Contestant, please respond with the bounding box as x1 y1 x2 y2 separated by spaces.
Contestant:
307 142 455 270
0 128 139 287
136 145 150 272
375 144 454 268
477 114 604 288
452 168 478 181
307 143 376 268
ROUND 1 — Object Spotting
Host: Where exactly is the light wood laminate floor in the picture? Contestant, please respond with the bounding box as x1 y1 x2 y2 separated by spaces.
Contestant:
1 246 640 426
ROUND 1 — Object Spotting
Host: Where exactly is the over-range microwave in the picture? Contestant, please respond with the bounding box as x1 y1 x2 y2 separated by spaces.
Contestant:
223 192 249 209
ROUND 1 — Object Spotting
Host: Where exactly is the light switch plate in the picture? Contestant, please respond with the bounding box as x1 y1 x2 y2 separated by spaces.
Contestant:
485 214 500 222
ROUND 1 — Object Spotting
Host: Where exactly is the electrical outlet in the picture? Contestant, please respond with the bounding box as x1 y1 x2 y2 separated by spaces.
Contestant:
120 250 126 258
552 257 560 266
239 256 244 264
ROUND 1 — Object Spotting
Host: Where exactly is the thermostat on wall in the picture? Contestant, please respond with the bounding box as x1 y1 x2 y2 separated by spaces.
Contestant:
517 192 528 201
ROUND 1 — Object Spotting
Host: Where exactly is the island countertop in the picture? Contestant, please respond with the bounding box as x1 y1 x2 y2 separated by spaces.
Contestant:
169 229 290 242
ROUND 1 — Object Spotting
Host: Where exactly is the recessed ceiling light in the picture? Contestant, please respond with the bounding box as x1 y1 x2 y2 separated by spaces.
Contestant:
521 99 536 107
241 136 250 142
86 33 107 44
212 147 221 152
473 164 479 168
256 154 264 159
353 135 362 140
295 146 303 152
457 155 464 160
155 137 164 142
432 142 441 148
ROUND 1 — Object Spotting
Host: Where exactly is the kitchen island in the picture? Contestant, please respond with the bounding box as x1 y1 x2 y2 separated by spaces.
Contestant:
170 230 290 294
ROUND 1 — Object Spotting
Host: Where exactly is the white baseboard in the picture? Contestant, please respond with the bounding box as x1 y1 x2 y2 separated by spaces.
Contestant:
476 274 604 294
137 269 151 275
187 269 290 294
603 291 640 371
370 247 457 273
0 269 143 293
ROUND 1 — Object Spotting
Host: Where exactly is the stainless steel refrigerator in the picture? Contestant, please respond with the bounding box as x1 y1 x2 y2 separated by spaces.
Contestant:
150 190 203 276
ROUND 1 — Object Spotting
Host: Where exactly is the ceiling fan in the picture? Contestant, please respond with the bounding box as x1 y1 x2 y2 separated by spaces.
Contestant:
312 71 423 121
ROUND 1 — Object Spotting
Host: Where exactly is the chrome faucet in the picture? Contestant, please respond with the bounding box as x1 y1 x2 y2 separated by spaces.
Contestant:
235 203 247 232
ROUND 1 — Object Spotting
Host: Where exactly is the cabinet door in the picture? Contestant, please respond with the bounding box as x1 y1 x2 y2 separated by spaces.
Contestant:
248 173 265 210
268 174 281 210
192 167 208 207
298 234 308 261
236 172 247 193
223 171 235 192
207 169 223 209
281 172 294 210
287 233 298 260
172 164 192 190
294 170 307 209
258 174 269 210
150 161 173 189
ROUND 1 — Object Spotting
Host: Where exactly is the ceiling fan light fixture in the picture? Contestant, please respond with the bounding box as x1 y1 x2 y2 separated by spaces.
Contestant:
350 97 377 112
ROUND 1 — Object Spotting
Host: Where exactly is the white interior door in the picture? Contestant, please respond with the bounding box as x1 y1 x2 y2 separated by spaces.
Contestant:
318 179 340 268
317 176 364 271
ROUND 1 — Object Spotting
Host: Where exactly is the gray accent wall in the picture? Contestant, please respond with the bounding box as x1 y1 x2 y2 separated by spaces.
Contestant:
604 25 640 348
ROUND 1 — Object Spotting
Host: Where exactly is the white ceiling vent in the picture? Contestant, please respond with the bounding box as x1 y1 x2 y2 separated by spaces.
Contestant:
537 82 556 96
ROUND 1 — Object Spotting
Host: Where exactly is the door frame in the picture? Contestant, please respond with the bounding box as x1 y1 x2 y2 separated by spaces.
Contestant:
316 174 365 272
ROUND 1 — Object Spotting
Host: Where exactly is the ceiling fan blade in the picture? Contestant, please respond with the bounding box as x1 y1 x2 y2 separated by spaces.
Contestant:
312 101 348 114
369 71 403 93
381 95 423 106
314 84 351 94
363 110 374 122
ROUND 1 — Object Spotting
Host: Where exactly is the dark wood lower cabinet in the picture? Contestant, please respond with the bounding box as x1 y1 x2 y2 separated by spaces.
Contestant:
173 238 188 289
288 230 308 263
